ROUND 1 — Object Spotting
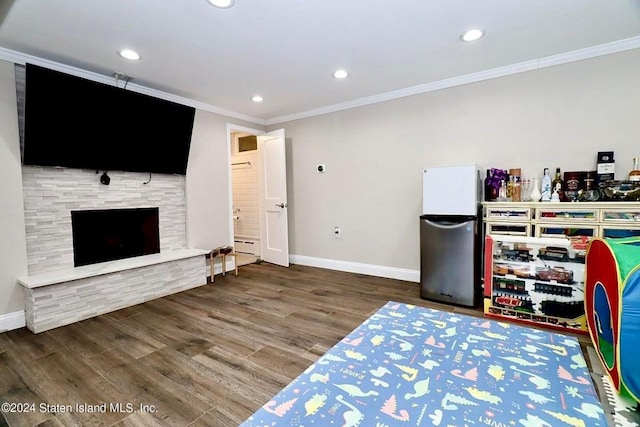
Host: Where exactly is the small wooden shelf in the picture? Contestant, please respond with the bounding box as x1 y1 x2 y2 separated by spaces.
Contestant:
209 248 238 282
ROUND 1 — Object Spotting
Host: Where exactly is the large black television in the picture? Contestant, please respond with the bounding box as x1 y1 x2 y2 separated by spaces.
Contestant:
23 64 195 175
71 207 160 267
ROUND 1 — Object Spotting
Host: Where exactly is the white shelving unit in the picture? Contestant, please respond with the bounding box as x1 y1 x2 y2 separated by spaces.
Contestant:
483 201 640 240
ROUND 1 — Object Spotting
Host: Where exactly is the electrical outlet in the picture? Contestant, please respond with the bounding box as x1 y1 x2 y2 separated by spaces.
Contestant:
334 226 341 238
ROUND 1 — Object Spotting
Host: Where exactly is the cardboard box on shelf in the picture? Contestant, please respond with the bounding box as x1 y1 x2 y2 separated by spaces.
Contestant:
597 151 615 185
483 234 588 333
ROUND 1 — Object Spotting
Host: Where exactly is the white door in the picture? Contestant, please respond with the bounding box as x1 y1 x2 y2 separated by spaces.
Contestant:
258 129 289 267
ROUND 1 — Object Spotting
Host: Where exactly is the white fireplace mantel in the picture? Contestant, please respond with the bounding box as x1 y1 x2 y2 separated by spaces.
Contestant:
18 249 210 333
18 248 209 288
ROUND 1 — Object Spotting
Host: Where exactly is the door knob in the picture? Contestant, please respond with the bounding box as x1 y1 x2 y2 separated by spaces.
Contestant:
275 203 287 208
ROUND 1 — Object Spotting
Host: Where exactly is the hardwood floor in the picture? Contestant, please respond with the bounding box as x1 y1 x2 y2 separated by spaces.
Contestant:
0 263 587 426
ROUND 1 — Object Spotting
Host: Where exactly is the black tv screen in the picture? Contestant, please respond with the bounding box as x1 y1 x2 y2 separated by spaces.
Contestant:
71 207 160 267
23 64 195 175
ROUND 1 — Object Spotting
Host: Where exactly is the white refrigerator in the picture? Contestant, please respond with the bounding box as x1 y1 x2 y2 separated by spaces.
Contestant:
420 164 482 307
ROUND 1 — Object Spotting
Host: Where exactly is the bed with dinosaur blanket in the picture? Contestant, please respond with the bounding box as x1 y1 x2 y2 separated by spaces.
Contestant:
240 301 606 427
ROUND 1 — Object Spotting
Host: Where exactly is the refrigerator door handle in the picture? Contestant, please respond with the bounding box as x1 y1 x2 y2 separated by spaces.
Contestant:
422 219 471 230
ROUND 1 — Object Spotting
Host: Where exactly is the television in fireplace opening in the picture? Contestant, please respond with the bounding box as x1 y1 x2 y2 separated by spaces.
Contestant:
71 207 160 267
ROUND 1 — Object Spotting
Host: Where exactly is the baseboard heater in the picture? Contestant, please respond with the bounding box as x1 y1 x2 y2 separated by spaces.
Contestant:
234 238 260 256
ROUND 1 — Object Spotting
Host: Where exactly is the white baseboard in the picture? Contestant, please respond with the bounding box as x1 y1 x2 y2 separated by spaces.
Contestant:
0 310 26 333
289 254 420 283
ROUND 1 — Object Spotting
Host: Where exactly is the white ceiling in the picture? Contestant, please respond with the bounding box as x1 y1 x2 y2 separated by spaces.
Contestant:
1 0 639 124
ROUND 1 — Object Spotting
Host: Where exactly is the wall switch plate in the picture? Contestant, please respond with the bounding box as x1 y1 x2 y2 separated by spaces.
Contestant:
334 226 341 238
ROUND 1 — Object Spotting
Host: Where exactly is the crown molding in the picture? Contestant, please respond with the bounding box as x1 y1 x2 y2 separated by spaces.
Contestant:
3 36 639 128
265 36 640 125
0 47 266 126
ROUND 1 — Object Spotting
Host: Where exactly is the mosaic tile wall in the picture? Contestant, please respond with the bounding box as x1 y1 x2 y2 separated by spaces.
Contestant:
21 166 187 274
24 255 205 333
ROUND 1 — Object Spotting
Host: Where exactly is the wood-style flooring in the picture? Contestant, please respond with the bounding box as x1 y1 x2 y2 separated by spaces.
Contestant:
0 263 588 426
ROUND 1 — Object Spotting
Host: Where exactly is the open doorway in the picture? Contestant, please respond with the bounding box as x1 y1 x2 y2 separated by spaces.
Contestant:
229 130 260 267
227 124 289 268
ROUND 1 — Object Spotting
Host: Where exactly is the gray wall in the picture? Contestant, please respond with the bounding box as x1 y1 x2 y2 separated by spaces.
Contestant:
2 48 640 321
185 111 263 251
275 49 640 273
0 60 28 319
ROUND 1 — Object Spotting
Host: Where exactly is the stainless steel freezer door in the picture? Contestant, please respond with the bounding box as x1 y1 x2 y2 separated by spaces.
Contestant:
420 216 479 307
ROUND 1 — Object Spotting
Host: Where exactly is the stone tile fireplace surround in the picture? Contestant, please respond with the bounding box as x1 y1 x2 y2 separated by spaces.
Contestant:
18 166 207 333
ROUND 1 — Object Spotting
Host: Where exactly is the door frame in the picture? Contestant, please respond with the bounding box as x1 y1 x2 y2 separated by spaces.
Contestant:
225 123 265 252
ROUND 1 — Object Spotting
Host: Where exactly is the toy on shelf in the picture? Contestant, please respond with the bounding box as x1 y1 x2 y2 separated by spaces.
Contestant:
484 234 588 333
585 237 640 403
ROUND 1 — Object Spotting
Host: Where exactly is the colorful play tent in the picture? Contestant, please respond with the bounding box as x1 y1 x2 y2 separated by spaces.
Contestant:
585 237 640 403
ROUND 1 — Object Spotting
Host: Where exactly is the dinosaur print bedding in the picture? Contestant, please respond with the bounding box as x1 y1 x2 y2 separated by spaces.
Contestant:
240 301 606 426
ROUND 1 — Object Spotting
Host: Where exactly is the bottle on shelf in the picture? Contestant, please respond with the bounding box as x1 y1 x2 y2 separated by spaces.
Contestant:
507 175 514 200
509 168 521 202
497 179 508 201
551 167 565 202
582 171 599 201
529 178 542 202
484 169 497 201
629 157 640 182
520 178 531 201
512 176 521 202
541 168 552 202
564 171 581 202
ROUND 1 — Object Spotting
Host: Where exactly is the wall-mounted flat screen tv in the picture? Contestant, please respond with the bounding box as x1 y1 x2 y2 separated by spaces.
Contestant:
23 64 195 175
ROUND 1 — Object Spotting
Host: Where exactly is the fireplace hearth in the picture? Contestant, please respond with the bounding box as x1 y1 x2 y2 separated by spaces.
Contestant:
71 207 160 267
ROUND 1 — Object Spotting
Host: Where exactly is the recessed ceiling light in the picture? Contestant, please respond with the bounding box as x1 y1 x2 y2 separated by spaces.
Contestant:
333 69 349 79
118 49 141 60
251 95 263 103
460 28 485 42
206 0 235 8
